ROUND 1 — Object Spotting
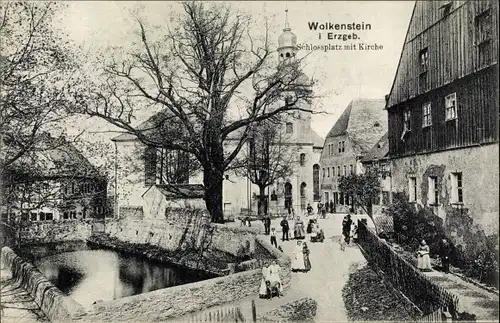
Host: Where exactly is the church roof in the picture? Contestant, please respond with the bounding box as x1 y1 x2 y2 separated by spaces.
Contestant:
360 132 389 163
326 99 387 155
311 130 324 148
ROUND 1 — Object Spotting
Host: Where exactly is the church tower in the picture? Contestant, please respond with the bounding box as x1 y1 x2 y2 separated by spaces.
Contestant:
277 9 312 144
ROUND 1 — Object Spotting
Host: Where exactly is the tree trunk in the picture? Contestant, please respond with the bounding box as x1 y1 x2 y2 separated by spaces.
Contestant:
258 185 267 217
204 168 224 223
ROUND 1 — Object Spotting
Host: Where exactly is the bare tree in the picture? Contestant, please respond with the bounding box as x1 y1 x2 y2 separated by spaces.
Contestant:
73 2 316 223
0 1 80 175
234 118 296 217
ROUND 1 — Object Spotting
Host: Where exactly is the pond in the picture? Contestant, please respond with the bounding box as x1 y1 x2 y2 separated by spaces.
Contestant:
34 249 212 307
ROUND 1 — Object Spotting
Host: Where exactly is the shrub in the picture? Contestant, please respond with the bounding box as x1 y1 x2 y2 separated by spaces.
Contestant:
383 193 446 254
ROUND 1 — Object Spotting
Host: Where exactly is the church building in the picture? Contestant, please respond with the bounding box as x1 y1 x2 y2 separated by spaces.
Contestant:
110 12 323 219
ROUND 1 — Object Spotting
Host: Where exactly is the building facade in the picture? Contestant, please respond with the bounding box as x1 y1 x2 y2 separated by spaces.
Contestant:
386 0 498 258
360 132 392 216
319 99 387 212
0 136 108 223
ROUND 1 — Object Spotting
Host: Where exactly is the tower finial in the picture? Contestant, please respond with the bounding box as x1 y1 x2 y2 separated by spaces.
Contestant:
284 3 290 29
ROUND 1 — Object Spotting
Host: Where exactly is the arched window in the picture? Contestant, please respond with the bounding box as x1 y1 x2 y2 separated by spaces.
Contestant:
313 164 320 201
286 52 290 58
300 153 306 166
300 182 307 198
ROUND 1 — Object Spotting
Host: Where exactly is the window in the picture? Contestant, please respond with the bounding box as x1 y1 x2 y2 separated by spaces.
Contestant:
70 211 77 219
422 102 432 127
322 168 325 178
475 9 492 67
419 48 429 71
408 177 417 202
286 122 293 133
350 164 354 174
428 176 439 205
327 167 330 177
21 212 29 222
403 109 411 132
337 166 341 177
63 212 69 220
332 167 335 177
300 153 306 166
343 165 347 176
339 141 345 153
1 213 8 222
334 192 338 204
451 172 463 203
30 213 37 221
45 213 53 221
445 93 457 120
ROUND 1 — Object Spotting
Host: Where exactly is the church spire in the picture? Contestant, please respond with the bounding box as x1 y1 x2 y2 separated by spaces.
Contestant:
277 3 297 63
284 4 290 30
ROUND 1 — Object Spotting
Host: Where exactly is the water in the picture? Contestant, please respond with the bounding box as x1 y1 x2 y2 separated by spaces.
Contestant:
34 249 211 307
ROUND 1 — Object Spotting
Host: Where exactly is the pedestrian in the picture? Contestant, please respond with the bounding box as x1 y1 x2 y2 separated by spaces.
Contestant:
417 239 432 272
317 202 322 215
439 238 453 273
303 242 311 272
321 204 326 218
259 265 270 298
306 203 313 216
264 215 271 235
291 240 306 272
294 216 305 239
280 216 289 241
330 200 335 213
342 214 353 244
270 227 277 248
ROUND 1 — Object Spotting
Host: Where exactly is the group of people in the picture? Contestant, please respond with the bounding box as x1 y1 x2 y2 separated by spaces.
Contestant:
317 200 336 216
259 261 283 298
416 238 453 273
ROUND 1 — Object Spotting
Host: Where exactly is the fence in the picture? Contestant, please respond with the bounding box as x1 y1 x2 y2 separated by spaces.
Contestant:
357 220 460 320
187 305 246 322
415 307 453 322
187 300 260 323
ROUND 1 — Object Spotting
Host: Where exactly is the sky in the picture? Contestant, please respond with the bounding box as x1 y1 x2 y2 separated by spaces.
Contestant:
57 1 415 141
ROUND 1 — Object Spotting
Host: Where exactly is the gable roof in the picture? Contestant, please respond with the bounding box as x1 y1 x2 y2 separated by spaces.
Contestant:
326 99 388 155
361 132 389 163
8 135 103 179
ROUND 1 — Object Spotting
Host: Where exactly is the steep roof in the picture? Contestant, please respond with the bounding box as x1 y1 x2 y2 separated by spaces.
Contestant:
311 130 324 148
8 135 103 179
361 132 389 163
326 99 388 155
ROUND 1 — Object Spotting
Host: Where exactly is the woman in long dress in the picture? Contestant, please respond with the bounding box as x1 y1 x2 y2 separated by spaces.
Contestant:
303 242 311 272
417 240 432 272
268 261 283 295
259 265 270 297
294 217 305 239
291 241 306 272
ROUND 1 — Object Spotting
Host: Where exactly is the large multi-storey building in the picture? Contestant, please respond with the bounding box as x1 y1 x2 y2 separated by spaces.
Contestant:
385 1 498 257
319 99 387 212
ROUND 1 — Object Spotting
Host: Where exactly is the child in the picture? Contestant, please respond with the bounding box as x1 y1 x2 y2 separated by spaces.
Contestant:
270 227 277 248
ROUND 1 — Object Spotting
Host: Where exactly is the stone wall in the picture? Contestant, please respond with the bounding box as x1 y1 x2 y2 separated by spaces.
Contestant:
1 247 86 323
105 209 259 257
16 220 93 244
84 268 263 322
